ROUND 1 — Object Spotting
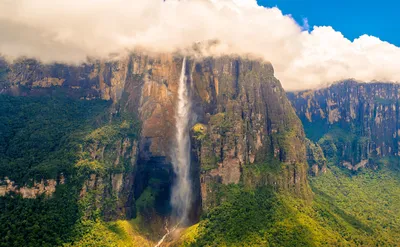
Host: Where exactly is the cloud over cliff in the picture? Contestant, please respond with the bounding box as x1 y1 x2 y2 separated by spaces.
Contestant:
1 0 399 90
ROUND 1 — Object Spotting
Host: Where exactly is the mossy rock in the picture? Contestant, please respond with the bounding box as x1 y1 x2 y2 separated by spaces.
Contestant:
192 123 207 140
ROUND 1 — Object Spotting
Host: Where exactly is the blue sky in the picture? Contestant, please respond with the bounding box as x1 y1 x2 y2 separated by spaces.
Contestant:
259 0 400 46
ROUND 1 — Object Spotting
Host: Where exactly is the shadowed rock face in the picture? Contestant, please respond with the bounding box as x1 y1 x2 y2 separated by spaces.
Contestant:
288 80 400 170
0 53 310 218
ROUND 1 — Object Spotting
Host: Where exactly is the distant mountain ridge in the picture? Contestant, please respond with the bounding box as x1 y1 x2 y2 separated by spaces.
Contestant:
288 80 400 173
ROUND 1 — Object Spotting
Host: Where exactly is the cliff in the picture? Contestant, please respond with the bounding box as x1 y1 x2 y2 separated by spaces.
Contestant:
0 53 310 223
188 57 310 210
288 80 400 171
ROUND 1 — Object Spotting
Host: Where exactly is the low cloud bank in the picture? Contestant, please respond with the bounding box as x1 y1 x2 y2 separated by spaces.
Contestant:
1 0 399 90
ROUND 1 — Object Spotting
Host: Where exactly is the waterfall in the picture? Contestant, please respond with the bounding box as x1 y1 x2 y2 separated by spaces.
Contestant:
154 57 191 247
171 57 192 224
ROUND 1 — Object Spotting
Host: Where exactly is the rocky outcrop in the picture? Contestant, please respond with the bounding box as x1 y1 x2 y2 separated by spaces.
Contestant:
305 139 327 176
288 80 400 168
0 177 63 198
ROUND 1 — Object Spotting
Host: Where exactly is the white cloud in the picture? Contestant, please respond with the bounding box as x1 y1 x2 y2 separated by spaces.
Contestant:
0 0 399 90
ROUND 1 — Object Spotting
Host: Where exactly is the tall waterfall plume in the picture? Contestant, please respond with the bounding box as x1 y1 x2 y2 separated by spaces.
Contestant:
171 57 192 224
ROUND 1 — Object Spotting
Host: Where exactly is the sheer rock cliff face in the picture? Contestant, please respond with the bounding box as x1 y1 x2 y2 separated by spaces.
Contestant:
288 80 400 171
188 57 310 211
0 54 310 218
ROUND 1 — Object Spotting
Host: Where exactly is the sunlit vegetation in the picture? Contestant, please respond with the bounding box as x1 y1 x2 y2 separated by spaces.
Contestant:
309 164 400 246
189 186 316 247
174 162 400 246
63 219 154 247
